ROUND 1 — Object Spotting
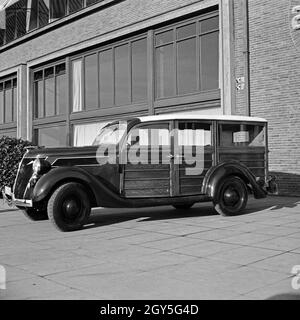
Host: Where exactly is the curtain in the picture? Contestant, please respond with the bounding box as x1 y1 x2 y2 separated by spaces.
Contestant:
72 59 82 112
73 122 109 147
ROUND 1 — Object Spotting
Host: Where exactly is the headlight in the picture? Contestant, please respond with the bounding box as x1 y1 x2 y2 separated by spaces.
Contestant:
32 158 51 175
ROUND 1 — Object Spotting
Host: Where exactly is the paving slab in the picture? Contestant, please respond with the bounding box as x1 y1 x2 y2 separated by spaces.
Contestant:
0 196 299 299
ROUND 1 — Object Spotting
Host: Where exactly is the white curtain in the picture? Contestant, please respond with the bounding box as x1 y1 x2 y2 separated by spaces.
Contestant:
72 59 82 112
73 122 109 147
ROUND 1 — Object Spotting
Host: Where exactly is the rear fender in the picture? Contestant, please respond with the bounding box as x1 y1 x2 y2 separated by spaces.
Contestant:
202 161 267 200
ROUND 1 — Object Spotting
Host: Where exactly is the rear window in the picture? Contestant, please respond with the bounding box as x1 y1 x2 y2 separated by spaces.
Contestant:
219 123 265 147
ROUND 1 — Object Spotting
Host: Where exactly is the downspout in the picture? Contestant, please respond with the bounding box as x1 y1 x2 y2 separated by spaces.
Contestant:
242 0 251 116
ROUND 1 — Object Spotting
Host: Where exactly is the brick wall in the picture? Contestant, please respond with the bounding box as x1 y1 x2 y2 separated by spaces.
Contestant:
0 0 204 70
234 0 300 196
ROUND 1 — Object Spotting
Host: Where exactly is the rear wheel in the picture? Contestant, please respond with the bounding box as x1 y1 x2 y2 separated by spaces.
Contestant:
173 203 194 210
22 208 48 221
213 176 248 216
48 182 91 232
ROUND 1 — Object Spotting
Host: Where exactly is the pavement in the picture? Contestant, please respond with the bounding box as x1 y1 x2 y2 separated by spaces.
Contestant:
0 196 300 300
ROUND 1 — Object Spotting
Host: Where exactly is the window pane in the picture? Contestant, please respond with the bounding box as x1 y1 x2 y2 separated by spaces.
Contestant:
155 30 173 46
72 59 82 112
50 0 67 20
5 89 13 123
55 63 66 75
84 53 98 110
86 0 99 6
115 44 130 106
29 0 38 30
219 124 265 147
36 125 66 147
155 44 175 98
13 87 17 122
5 9 16 43
99 49 113 108
56 73 67 115
132 38 147 103
45 77 55 117
16 0 27 38
177 38 197 95
73 122 109 147
45 66 54 78
69 0 84 13
178 122 211 146
34 81 44 118
200 16 219 33
177 23 196 40
0 91 3 124
39 0 50 27
200 31 219 91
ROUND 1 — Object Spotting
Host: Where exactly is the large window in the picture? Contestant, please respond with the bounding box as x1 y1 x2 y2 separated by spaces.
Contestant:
0 0 107 46
72 35 148 112
155 14 219 99
33 62 67 118
0 75 17 125
34 124 66 147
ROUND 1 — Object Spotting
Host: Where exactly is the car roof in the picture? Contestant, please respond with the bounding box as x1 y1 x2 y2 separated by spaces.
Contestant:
138 114 267 123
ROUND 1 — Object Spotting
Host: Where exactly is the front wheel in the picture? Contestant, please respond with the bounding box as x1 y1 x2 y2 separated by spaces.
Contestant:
22 207 48 221
213 176 248 216
48 182 91 232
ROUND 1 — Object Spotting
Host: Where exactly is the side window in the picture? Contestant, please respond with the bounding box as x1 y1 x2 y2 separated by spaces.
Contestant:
219 123 265 147
127 123 170 147
177 122 212 147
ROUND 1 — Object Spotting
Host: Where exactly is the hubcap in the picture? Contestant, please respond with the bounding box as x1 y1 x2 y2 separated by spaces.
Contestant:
223 187 240 207
62 198 81 220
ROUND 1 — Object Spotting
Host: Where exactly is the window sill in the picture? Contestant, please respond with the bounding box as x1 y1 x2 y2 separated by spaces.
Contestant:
0 0 123 53
154 89 221 108
0 122 17 130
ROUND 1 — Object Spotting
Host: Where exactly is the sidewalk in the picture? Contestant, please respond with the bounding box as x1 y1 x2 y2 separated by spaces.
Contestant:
0 196 300 300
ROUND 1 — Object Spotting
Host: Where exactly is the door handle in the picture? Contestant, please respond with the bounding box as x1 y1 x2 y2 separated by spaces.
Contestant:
166 154 175 160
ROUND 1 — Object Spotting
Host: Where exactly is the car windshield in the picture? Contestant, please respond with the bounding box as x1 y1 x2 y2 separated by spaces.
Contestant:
92 122 127 146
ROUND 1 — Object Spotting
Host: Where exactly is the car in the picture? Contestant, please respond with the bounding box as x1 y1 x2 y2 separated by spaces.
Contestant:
4 114 277 232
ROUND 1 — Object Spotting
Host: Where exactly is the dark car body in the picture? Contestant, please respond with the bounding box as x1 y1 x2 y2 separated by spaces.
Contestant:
5 115 277 231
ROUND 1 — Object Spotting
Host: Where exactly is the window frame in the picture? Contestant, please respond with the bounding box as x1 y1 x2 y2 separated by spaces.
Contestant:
0 74 18 126
154 11 220 102
70 32 148 113
32 59 67 120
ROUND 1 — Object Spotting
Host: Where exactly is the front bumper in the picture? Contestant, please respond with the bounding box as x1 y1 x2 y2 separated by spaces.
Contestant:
2 186 33 208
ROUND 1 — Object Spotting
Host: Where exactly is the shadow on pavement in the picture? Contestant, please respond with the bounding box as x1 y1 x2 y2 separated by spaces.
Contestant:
83 196 300 230
266 293 300 300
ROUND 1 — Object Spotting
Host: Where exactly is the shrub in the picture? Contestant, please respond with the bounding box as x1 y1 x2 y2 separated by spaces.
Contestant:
0 136 35 194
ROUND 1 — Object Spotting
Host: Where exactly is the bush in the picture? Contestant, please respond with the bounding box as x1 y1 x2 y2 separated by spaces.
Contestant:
0 136 35 194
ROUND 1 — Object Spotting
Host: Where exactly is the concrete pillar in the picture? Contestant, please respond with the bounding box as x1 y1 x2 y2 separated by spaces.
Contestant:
220 0 235 115
17 64 27 140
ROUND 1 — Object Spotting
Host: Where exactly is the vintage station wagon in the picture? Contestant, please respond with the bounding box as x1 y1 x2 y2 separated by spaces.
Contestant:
5 115 277 232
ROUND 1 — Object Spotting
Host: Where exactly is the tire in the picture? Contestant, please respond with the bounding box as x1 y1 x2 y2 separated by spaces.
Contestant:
173 203 194 210
213 176 248 216
22 208 49 221
47 182 91 232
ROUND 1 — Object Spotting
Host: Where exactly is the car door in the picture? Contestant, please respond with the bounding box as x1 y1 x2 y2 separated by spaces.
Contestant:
121 121 172 198
173 120 214 196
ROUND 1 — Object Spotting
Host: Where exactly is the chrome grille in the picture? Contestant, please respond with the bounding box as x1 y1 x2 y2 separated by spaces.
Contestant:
13 158 34 199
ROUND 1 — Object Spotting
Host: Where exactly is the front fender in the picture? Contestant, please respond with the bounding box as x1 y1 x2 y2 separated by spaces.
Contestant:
32 167 101 204
202 161 267 199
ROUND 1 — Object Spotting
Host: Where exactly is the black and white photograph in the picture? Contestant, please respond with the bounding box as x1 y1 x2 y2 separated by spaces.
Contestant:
0 0 299 306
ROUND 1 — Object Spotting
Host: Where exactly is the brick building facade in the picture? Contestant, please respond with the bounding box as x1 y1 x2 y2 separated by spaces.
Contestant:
0 0 299 195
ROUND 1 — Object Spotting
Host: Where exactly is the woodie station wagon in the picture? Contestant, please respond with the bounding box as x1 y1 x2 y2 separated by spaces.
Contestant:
4 115 277 232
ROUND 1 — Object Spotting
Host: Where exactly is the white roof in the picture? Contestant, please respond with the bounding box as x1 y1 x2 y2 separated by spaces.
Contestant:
138 114 267 123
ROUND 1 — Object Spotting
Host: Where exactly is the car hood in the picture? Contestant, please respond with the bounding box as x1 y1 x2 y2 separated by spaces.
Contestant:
24 145 119 164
